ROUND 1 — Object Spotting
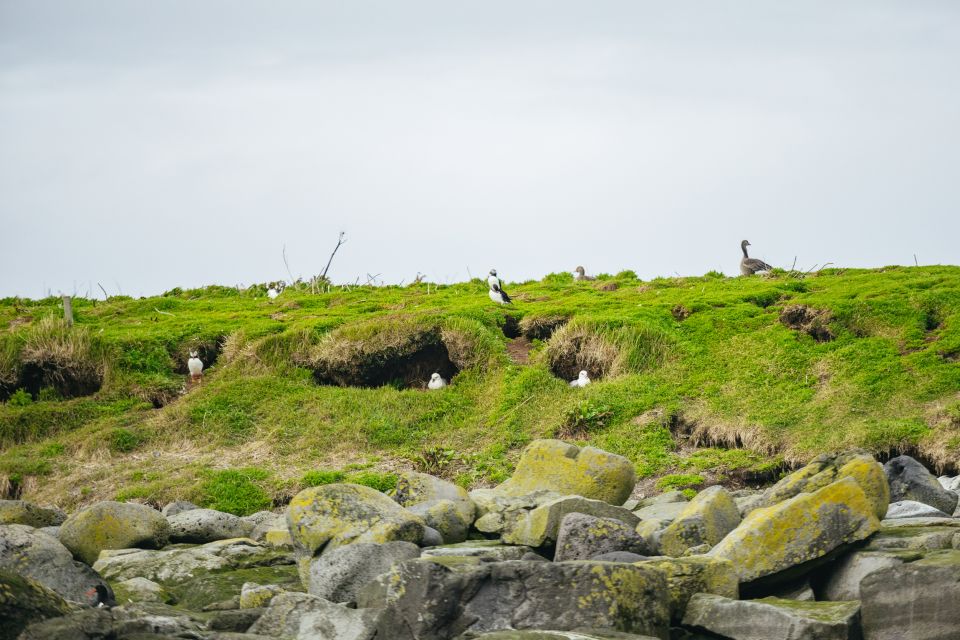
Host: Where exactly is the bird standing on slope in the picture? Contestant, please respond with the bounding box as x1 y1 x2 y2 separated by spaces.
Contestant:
488 269 512 304
573 266 596 281
570 370 591 387
740 240 774 276
187 351 204 383
427 373 447 390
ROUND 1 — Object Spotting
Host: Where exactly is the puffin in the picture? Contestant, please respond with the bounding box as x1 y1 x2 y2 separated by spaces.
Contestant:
570 370 591 387
187 351 204 382
740 240 774 276
427 373 447 390
487 269 512 304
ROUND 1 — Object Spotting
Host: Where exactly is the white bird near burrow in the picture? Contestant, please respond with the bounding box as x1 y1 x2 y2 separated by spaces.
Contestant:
187 351 204 383
427 373 447 390
569 370 591 387
487 269 512 304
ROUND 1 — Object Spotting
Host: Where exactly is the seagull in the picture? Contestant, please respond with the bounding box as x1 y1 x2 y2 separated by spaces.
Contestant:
187 351 204 382
427 373 447 390
570 370 591 387
740 240 774 276
487 269 512 304
573 266 596 281
267 287 279 299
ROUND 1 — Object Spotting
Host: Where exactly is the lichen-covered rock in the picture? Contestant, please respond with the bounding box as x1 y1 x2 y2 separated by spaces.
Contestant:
248 591 383 638
752 450 889 519
167 508 254 543
494 440 636 505
554 513 651 561
17 603 204 640
286 483 425 560
161 500 200 517
0 569 75 640
0 523 112 604
308 541 420 603
884 455 959 516
112 576 174 604
467 632 661 639
860 549 960 640
658 486 740 557
239 581 285 609
819 549 921 601
470 489 561 535
884 500 950 519
395 471 476 525
707 477 881 584
682 593 861 640
0 500 66 528
637 556 738 623
407 499 469 543
421 540 533 561
359 558 669 639
59 501 171 565
864 524 958 552
502 495 640 547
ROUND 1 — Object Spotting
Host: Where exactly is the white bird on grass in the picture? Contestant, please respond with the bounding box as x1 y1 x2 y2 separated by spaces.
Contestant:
487 269 512 304
187 351 204 383
570 370 591 387
427 373 447 390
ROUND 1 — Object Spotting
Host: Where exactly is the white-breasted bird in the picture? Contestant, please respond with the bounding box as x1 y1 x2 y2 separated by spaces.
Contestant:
187 351 204 382
427 373 447 390
570 370 591 387
487 269 512 304
267 287 279 299
740 240 774 276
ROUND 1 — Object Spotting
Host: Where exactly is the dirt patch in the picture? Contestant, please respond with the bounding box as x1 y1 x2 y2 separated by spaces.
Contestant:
671 305 692 321
519 315 568 341
506 337 532 364
779 305 834 342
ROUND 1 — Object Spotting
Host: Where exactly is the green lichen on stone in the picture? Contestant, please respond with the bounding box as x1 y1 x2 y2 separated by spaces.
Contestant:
59 501 171 565
637 556 738 622
503 495 639 547
658 486 740 557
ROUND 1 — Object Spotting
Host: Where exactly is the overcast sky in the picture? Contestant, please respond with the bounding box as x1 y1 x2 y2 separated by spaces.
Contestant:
1 1 958 298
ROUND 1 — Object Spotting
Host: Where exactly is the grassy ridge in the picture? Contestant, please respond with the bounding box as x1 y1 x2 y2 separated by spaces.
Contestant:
0 266 958 513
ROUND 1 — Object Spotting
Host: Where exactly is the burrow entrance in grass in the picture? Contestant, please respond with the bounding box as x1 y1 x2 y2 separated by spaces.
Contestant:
310 326 463 390
172 336 227 375
18 362 104 399
545 323 618 383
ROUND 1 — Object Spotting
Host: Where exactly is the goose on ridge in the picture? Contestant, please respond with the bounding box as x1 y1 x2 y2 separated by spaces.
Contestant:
740 240 774 276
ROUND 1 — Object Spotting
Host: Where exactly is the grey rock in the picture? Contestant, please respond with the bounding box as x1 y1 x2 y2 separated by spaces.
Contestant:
59 501 171 565
0 500 66 527
682 593 860 640
422 524 445 546
395 471 476 526
503 495 640 547
421 540 533 562
937 475 960 492
0 523 112 605
207 607 266 632
659 486 741 557
240 582 286 609
113 576 173 604
590 551 650 563
520 551 550 562
469 488 562 535
162 500 201 517
247 591 383 639
554 513 651 561
632 501 688 523
167 508 255 543
38 525 60 538
819 549 919 601
0 569 74 640
860 549 960 640
885 500 950 519
18 603 204 640
884 455 958 515
765 578 815 601
359 558 670 639
408 500 470 544
464 632 661 639
308 541 420 604
242 510 278 527
866 525 957 552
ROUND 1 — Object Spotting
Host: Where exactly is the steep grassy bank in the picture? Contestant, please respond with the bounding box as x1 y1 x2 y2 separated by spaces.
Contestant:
1 266 958 513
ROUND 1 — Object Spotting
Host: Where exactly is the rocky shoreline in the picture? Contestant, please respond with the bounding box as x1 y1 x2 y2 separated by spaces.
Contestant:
2 439 959 639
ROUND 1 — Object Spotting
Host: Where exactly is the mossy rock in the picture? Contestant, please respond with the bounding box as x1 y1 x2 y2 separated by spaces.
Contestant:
0 569 75 640
495 440 636 506
287 483 425 558
407 499 469 544
707 477 881 584
502 495 640 547
112 577 175 605
0 500 66 528
754 450 889 519
658 486 741 557
637 556 738 623
682 593 861 639
395 471 476 526
59 501 171 565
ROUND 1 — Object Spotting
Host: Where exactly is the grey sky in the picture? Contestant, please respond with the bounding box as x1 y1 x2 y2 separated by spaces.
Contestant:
1 1 958 298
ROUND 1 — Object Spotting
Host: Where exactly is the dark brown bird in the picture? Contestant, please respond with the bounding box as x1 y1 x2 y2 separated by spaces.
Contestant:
740 240 773 275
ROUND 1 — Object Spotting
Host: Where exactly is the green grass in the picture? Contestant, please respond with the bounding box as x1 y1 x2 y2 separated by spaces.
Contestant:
0 265 958 509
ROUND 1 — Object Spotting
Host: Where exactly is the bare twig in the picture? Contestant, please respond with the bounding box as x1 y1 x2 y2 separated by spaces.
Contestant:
366 273 381 286
320 232 347 280
282 244 296 283
97 283 109 300
914 254 919 267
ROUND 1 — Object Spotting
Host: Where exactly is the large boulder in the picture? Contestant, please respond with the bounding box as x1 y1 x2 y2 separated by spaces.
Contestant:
554 513 651 561
112 576 174 605
819 549 921 601
707 477 881 585
682 593 861 640
421 540 533 562
470 489 562 535
59 501 171 565
0 524 112 605
884 500 950 519
395 471 476 524
752 450 889 519
468 633 661 639
17 603 204 640
884 455 958 516
494 440 636 505
502 495 640 547
161 500 200 517
407 499 470 544
865 522 958 552
0 569 74 640
658 486 741 557
308 541 421 603
358 558 670 639
286 483 425 561
860 549 960 640
0 500 66 528
248 591 385 639
167 508 254 543
637 556 738 623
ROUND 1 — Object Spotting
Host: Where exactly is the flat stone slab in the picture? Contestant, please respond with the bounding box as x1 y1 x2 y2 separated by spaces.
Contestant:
682 593 861 640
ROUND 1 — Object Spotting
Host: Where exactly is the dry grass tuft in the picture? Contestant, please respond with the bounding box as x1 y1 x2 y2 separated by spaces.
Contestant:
519 314 569 341
18 317 105 398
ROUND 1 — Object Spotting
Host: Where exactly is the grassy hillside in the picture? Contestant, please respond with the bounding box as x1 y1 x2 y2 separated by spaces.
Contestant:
1 266 958 514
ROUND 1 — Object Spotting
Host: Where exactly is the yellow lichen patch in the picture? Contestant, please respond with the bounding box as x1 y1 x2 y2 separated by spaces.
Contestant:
659 486 741 557
708 477 881 583
637 556 738 622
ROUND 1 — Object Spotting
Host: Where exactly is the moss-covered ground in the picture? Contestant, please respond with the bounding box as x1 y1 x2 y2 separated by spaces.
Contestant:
1 266 958 514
